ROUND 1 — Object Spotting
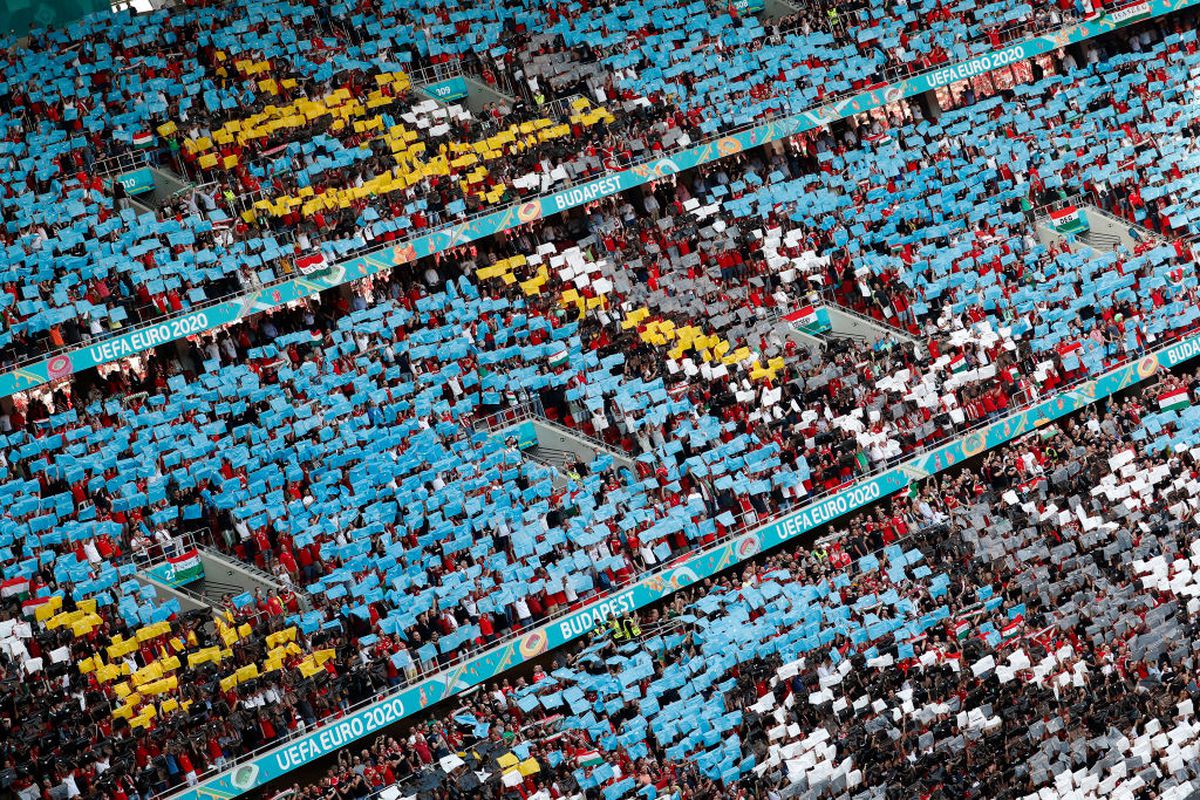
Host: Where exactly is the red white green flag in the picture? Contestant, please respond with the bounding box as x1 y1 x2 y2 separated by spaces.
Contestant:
164 549 204 585
1159 387 1190 413
22 596 52 617
548 344 569 369
1048 206 1090 235
786 306 817 327
1104 2 1151 24
295 252 327 274
0 577 29 598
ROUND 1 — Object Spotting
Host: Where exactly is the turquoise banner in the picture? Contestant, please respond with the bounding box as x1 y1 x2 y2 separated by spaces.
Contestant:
731 0 766 13
513 420 538 450
489 420 539 450
174 332 1199 800
1 0 1192 399
106 167 156 196
418 76 469 103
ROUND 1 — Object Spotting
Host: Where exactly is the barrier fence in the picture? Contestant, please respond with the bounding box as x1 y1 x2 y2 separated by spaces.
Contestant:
1 0 1191 399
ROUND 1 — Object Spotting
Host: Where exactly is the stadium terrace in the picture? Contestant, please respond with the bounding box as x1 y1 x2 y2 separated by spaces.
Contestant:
6 1 1200 800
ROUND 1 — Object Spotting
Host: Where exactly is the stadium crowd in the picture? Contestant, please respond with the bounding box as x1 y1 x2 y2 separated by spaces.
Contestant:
2 1 1200 800
0 0 1141 361
247 367 1200 800
0 234 999 798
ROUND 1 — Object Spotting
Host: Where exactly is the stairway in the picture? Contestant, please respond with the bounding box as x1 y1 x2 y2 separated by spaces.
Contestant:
526 444 580 472
192 575 247 606
823 304 917 344
1075 228 1125 253
195 547 311 608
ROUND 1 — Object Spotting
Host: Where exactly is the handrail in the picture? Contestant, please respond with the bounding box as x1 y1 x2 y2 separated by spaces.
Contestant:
469 397 547 433
202 542 294 591
402 61 464 90
93 148 157 179
130 529 202 571
816 293 920 342
536 416 626 462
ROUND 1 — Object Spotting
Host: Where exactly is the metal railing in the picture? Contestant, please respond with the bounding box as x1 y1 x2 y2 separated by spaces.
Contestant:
535 93 587 122
815 295 920 343
92 148 157 179
524 443 577 470
402 61 467 91
540 413 631 462
470 397 546 433
130 529 203 571
820 287 917 334
212 544 295 589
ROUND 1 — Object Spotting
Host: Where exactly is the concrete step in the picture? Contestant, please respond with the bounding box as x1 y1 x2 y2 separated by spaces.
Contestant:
825 305 917 344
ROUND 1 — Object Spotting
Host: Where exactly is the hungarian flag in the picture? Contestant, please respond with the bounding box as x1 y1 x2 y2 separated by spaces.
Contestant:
548 343 569 369
948 353 968 374
1058 341 1082 372
1001 620 1022 641
953 621 971 640
131 131 154 148
1104 1 1151 24
787 305 831 333
1159 387 1190 413
0 577 29 598
576 750 604 768
22 596 52 617
295 252 327 274
165 549 204 585
1048 206 1090 235
786 305 818 327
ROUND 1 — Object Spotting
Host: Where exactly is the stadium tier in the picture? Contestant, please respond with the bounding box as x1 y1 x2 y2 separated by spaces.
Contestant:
5 1 1200 800
0 0 1180 382
239 372 1200 800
